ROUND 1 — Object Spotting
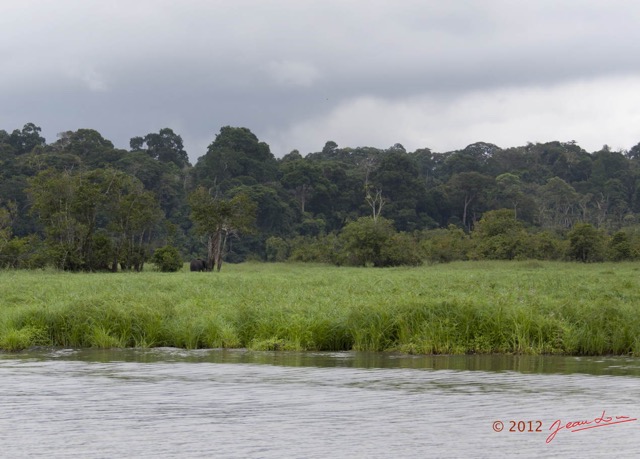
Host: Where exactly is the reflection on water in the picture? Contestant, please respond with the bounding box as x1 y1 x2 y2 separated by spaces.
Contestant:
13 347 640 376
1 349 639 458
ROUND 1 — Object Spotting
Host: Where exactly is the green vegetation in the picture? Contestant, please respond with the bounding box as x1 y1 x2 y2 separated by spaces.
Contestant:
5 123 640 271
151 245 184 272
189 186 257 272
2 262 640 356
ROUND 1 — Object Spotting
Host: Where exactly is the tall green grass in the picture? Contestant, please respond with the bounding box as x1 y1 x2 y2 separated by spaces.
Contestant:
1 261 640 355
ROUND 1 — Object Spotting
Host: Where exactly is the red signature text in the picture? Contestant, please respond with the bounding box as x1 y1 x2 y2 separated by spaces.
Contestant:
546 410 637 444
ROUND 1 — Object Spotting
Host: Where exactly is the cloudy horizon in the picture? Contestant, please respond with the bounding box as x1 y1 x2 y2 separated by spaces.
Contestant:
2 0 640 163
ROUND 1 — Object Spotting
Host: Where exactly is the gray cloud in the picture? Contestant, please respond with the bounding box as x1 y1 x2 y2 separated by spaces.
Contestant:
2 0 640 161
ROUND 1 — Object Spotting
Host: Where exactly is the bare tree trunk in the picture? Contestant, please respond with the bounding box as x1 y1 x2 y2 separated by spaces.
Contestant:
366 187 385 222
463 194 471 230
297 184 309 213
217 231 229 272
212 229 227 272
111 252 119 272
213 232 221 272
207 234 215 271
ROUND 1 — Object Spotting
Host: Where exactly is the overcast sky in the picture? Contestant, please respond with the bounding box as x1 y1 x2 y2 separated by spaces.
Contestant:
2 1 640 163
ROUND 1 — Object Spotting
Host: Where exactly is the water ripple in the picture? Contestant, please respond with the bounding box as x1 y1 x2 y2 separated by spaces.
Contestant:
0 351 638 458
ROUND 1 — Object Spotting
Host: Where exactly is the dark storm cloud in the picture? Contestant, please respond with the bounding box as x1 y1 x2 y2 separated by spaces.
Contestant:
2 0 640 160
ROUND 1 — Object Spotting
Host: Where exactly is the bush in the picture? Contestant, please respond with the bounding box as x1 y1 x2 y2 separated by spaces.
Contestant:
296 216 327 237
0 235 47 269
337 217 422 267
87 233 114 271
609 231 632 261
471 209 532 260
529 231 566 260
339 217 396 267
379 232 423 266
288 234 339 263
567 223 606 262
420 225 471 263
265 236 289 262
152 245 183 272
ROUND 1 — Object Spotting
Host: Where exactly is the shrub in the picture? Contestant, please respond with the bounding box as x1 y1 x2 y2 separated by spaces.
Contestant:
337 217 422 267
529 231 566 260
339 217 396 267
87 233 114 271
379 232 423 266
0 235 47 269
471 209 532 260
151 245 183 272
288 234 339 263
265 236 289 262
420 225 471 263
567 223 606 262
609 231 632 261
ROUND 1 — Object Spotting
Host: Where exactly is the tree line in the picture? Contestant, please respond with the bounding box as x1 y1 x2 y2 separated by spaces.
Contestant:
2 122 640 270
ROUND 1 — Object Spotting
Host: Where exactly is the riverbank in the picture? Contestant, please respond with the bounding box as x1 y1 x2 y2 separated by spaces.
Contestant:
1 261 639 355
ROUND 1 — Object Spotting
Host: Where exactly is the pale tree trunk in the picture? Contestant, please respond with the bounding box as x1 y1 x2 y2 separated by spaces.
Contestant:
217 231 228 272
214 231 222 272
296 184 310 213
211 228 228 272
206 228 228 272
365 188 385 223
207 234 215 271
462 194 472 230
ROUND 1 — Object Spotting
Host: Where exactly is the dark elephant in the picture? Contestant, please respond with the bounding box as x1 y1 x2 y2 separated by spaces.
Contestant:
190 258 207 272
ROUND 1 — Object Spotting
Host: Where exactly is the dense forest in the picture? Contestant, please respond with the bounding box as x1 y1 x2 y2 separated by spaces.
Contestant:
2 122 640 270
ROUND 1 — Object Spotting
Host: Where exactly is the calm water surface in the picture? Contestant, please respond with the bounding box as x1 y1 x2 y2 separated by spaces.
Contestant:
1 349 639 458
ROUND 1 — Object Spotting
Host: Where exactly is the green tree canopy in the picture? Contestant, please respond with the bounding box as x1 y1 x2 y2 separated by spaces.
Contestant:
472 209 530 260
446 172 495 230
339 217 396 267
188 186 257 271
130 127 190 168
9 123 46 155
27 168 162 271
567 223 606 262
193 126 278 191
50 129 122 167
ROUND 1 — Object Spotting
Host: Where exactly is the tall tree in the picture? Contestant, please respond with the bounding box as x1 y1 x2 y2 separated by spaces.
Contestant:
99 169 163 271
280 159 328 214
9 123 46 155
193 126 277 191
116 149 190 237
495 173 524 218
27 168 162 271
369 151 427 231
189 186 256 271
28 169 92 270
443 142 500 177
130 128 190 168
446 172 494 230
538 177 579 228
51 129 122 167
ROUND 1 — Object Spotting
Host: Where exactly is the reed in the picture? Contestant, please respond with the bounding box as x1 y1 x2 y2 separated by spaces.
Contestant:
1 261 640 355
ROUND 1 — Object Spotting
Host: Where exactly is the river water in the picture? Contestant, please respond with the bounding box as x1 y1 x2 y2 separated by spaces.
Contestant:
1 349 639 458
